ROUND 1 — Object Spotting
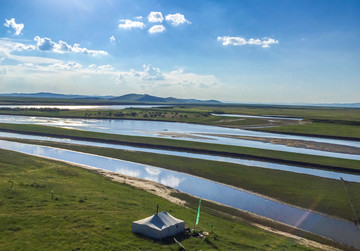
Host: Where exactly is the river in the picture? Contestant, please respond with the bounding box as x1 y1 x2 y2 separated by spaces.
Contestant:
0 131 359 183
0 115 359 160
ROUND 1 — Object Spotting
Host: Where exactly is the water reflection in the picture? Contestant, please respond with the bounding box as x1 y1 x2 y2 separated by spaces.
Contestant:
0 115 358 160
115 167 140 178
0 131 359 183
0 139 359 247
160 175 184 188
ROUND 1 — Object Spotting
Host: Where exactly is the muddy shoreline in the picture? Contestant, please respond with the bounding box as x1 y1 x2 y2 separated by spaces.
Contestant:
200 134 360 155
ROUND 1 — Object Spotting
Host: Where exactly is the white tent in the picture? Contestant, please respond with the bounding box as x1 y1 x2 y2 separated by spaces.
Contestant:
131 211 185 239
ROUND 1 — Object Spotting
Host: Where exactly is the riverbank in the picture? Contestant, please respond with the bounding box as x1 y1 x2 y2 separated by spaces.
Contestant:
2 137 360 224
201 134 360 155
0 123 359 173
256 122 360 141
1 149 342 250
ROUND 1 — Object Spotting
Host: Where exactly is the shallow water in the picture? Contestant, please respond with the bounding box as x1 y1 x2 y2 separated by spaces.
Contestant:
0 139 359 248
0 115 359 160
0 131 359 183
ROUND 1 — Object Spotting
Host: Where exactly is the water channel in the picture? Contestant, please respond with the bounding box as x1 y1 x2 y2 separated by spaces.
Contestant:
0 139 359 248
0 115 359 160
0 131 359 183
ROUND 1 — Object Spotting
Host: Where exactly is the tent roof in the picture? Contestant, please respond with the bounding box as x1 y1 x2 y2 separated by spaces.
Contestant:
132 211 184 231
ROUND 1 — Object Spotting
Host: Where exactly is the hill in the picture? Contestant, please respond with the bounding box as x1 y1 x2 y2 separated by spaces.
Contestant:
109 94 221 104
0 92 221 104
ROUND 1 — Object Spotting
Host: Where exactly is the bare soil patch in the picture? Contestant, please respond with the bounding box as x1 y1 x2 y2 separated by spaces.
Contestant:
201 134 360 155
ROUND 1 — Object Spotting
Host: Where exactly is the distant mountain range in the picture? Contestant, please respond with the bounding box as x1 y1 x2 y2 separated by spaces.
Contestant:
0 92 221 104
108 94 221 104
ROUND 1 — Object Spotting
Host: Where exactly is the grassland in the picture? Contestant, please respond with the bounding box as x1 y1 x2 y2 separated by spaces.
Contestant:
160 105 360 139
258 122 360 140
173 105 360 123
0 123 359 173
2 137 360 223
0 149 324 250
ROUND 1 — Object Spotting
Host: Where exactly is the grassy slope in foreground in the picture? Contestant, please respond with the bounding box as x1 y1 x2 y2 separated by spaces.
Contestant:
3 137 360 223
0 149 315 250
0 122 359 173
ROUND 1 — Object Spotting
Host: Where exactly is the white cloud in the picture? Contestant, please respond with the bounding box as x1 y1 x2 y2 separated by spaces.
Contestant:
134 16 143 20
165 13 191 26
110 35 116 42
148 12 164 23
141 64 164 80
34 36 108 56
117 65 221 93
218 36 247 46
118 19 145 29
0 39 36 53
0 60 224 99
4 18 24 36
0 67 7 75
261 38 279 48
148 25 165 34
217 36 279 48
0 39 60 64
8 54 63 64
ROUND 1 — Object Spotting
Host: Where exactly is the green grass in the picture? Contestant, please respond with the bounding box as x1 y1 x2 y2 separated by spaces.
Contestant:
258 122 360 140
3 137 360 223
0 122 359 173
0 149 319 250
176 105 360 123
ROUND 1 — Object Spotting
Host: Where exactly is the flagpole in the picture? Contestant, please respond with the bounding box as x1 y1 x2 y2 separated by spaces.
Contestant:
194 197 201 232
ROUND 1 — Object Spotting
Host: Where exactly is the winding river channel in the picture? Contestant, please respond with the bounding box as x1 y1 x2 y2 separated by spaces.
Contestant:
0 115 359 160
0 139 359 248
1 131 360 183
0 108 359 247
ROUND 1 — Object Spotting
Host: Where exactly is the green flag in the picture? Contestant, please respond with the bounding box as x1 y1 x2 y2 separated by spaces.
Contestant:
195 198 201 225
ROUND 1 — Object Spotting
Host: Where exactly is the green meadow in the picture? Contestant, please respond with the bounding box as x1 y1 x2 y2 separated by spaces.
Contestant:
0 149 322 250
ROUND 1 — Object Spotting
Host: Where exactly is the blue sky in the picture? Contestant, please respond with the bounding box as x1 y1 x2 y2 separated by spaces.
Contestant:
0 0 359 103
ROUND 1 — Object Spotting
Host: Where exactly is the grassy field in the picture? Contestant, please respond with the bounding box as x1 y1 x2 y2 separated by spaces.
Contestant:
0 149 322 250
0 123 359 173
173 105 360 123
258 122 360 140
2 137 360 223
